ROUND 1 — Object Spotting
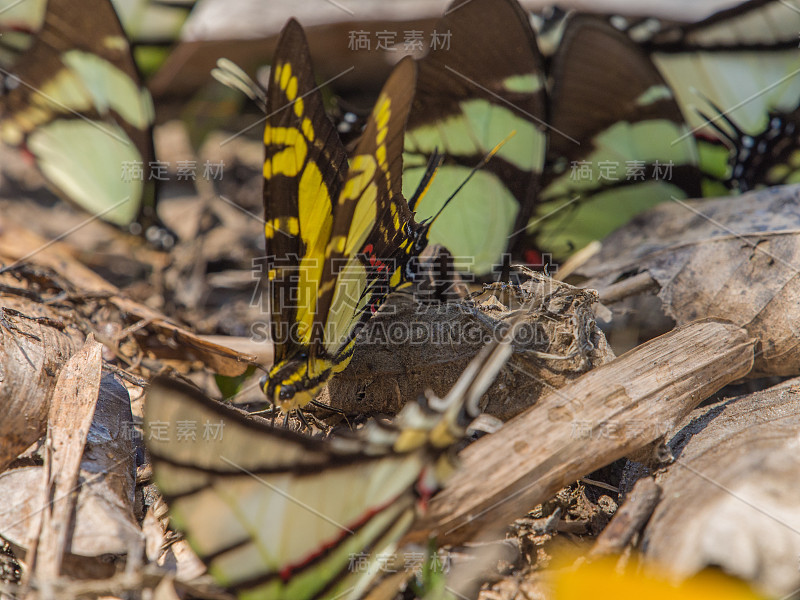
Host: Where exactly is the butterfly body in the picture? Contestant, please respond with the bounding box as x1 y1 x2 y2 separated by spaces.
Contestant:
734 111 800 189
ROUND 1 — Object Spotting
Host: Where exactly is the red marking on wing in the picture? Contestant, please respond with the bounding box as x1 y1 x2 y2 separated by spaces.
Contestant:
695 131 727 145
0 23 37 34
277 494 402 583
523 249 543 268
360 242 399 314
20 144 36 167
362 243 388 273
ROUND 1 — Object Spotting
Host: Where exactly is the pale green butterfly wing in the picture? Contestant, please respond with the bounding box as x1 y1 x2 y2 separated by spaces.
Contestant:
634 0 800 192
643 0 800 136
145 312 522 599
653 44 800 142
28 121 145 225
0 0 159 231
111 0 194 45
404 0 547 274
110 0 195 77
145 377 425 600
0 0 47 67
535 15 701 260
0 0 194 79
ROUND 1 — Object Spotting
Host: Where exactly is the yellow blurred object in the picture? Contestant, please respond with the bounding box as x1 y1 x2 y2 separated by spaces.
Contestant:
553 556 765 600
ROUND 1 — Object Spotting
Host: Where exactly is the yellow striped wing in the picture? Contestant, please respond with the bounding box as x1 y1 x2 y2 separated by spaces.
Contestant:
261 20 421 411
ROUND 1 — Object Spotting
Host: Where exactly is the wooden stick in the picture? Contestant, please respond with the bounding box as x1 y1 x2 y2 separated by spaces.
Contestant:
405 319 755 546
29 338 102 589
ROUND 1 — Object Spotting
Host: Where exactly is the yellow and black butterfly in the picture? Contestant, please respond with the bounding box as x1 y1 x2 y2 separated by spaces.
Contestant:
255 20 435 412
145 312 518 600
405 0 702 267
0 0 162 236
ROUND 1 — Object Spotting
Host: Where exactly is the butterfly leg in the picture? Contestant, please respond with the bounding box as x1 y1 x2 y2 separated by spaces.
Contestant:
295 408 311 432
310 399 347 417
309 400 351 429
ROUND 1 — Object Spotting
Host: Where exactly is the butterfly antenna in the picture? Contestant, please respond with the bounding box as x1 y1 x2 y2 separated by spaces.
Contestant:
691 89 745 147
696 110 733 146
408 150 445 212
425 131 517 229
212 58 268 112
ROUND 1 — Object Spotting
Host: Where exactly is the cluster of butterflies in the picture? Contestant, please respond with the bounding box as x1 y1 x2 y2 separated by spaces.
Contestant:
2 0 800 598
403 0 800 270
2 0 799 254
235 0 800 417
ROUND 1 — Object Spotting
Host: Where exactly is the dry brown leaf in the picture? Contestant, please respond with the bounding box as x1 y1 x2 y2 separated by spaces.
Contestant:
640 376 800 597
0 375 142 580
575 185 800 376
141 507 165 566
30 337 103 583
141 501 207 582
405 319 754 546
163 540 208 583
0 297 83 472
0 215 255 377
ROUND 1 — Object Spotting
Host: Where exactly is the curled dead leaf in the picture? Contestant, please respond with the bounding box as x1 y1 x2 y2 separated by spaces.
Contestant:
575 185 800 377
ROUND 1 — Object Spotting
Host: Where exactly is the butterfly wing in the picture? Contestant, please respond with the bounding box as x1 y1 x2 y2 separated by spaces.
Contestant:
536 15 701 259
0 0 157 229
261 18 348 369
146 377 425 600
111 0 195 77
638 0 800 192
404 0 547 274
0 0 47 66
313 57 418 371
647 0 800 137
